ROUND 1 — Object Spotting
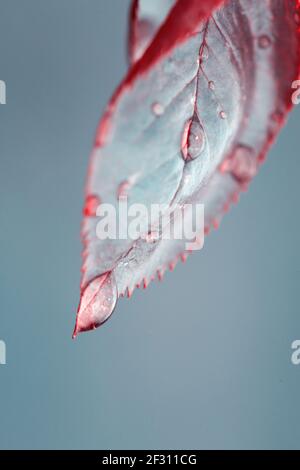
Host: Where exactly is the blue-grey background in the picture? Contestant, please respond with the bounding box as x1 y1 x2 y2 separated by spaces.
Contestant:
0 0 299 450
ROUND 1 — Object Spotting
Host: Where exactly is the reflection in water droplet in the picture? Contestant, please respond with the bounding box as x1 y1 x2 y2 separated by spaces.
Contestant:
83 194 101 217
208 81 215 90
220 145 257 183
219 110 227 120
73 272 118 337
181 116 206 161
152 102 164 116
258 35 271 49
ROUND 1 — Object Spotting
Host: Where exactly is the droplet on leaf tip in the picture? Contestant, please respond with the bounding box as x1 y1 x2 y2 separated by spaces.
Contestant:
73 272 118 338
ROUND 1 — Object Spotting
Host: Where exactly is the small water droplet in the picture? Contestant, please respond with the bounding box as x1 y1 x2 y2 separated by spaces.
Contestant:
258 35 271 49
152 102 164 116
219 110 227 120
181 116 206 161
221 145 257 183
83 194 101 217
208 81 215 90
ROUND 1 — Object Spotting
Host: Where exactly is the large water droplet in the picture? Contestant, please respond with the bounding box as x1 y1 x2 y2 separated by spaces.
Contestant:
83 194 101 217
73 272 118 337
181 116 206 161
152 102 164 116
258 35 271 49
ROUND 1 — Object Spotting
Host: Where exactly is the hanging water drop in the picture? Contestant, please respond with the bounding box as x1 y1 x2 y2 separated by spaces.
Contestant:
181 115 206 161
73 272 118 337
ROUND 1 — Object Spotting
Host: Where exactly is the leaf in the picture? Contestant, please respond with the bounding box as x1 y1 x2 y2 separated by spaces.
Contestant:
129 0 175 63
73 0 300 337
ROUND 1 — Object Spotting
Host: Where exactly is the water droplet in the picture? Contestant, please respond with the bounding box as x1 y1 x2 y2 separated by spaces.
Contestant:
294 12 300 25
73 272 118 337
219 110 227 120
258 35 271 49
83 194 101 217
208 81 215 90
221 145 257 183
181 116 206 161
152 102 164 116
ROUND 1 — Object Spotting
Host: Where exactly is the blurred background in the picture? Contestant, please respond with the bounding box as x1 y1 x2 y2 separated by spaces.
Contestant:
0 0 299 450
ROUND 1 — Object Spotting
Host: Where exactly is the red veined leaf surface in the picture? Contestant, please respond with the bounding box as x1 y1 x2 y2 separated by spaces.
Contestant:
73 0 300 337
